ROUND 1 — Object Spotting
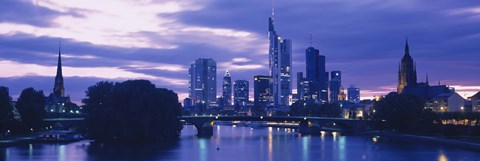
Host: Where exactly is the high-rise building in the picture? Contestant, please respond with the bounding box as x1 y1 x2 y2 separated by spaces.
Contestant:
268 7 292 106
296 72 304 100
305 46 328 104
347 85 360 103
397 38 417 93
329 71 341 103
188 58 217 105
254 75 271 108
234 80 249 107
222 70 232 107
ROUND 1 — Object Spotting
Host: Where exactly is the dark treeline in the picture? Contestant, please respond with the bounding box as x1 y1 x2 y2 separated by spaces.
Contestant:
371 93 480 137
0 87 46 134
83 80 183 143
1 80 183 143
290 100 342 117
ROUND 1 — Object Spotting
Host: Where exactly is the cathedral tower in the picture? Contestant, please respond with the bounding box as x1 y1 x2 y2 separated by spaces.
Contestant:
397 38 417 93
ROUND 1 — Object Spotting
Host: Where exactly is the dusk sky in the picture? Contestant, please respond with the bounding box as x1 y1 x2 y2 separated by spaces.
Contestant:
1 0 479 104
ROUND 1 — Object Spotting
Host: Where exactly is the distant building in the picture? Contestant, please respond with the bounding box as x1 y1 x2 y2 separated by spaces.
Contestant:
254 75 271 108
222 70 232 107
338 86 346 102
305 46 328 104
426 92 465 112
395 39 453 103
188 58 217 105
183 98 193 108
45 43 80 114
268 10 292 106
234 80 249 109
469 92 480 112
397 38 417 94
347 85 360 103
329 71 341 103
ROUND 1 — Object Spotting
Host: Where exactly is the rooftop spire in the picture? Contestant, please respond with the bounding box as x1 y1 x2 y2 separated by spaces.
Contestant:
272 0 275 20
224 70 230 77
309 33 312 47
405 36 410 56
426 73 429 85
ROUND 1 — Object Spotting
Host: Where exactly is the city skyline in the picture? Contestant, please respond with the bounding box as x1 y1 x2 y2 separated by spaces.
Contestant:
1 1 480 104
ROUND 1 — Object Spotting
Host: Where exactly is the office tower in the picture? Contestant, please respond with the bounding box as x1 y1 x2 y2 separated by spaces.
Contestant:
183 98 193 108
397 38 417 93
222 70 232 107
296 72 304 100
188 58 217 105
254 75 271 108
268 6 292 106
329 71 341 103
347 85 360 103
234 80 249 107
305 46 328 104
338 87 346 101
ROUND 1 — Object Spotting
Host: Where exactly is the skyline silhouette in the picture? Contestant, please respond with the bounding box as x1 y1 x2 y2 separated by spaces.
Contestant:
0 1 479 104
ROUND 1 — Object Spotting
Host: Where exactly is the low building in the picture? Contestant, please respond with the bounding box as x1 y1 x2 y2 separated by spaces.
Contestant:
426 92 465 112
469 92 480 112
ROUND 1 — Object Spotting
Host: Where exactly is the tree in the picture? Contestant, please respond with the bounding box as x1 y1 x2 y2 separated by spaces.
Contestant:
372 93 433 133
16 87 46 133
84 80 183 143
290 100 342 117
0 86 14 133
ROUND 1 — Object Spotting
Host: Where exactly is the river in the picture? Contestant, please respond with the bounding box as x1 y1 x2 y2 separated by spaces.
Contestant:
2 125 480 161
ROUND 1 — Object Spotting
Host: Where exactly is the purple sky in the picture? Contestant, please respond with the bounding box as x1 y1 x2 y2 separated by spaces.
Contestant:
0 0 479 104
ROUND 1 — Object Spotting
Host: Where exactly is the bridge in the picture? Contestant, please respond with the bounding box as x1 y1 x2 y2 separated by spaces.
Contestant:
42 116 368 136
181 116 368 136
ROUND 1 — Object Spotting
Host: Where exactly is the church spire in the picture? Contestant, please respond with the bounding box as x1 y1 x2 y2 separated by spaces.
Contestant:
54 41 65 97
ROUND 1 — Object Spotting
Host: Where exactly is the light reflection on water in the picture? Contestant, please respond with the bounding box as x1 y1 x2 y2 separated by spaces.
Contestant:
2 125 480 161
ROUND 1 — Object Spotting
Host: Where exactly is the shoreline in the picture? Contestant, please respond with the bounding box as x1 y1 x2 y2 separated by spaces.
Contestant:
371 131 480 152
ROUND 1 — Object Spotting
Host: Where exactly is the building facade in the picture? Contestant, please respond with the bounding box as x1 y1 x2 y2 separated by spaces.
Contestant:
254 75 271 108
397 39 417 93
188 58 217 105
304 46 328 104
347 85 360 103
268 10 292 106
222 70 232 107
329 71 341 103
234 80 249 108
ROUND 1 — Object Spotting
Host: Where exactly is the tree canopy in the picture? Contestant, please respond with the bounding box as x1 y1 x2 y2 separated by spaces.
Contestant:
0 86 14 133
290 100 342 117
372 93 434 133
83 80 183 143
16 87 46 133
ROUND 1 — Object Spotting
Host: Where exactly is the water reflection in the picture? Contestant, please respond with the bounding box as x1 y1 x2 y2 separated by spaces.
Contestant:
2 125 480 161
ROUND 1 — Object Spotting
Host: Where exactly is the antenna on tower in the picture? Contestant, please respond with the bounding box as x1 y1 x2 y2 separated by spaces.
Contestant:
272 0 275 20
309 33 312 47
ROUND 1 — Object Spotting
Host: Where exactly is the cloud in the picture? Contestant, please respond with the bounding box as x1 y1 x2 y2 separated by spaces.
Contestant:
0 60 187 85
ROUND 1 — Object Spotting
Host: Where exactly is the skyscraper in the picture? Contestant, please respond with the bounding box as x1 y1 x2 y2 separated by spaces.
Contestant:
347 85 360 103
268 6 292 106
329 71 341 103
254 75 271 108
188 58 217 105
305 46 328 104
234 80 249 107
222 70 232 107
397 38 417 93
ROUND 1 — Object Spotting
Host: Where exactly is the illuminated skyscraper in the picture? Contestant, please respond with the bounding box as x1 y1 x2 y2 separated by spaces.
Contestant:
305 46 328 104
268 5 292 106
234 80 249 107
329 71 341 103
188 58 217 105
222 70 232 107
254 75 271 108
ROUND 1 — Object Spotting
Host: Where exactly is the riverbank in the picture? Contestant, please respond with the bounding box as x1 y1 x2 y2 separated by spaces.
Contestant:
371 131 480 152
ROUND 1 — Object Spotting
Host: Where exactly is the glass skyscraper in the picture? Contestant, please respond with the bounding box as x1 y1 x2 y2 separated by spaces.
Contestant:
188 58 217 105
